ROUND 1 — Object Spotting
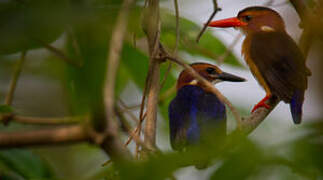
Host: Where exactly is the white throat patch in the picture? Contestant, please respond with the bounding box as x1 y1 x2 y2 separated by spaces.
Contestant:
261 26 275 32
188 79 198 86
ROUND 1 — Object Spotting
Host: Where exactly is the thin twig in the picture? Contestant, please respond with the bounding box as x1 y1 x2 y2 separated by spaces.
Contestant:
118 100 139 123
5 51 26 105
217 34 242 65
11 115 86 125
0 125 88 147
196 0 221 43
124 112 147 147
174 0 180 54
160 61 172 90
289 0 314 58
35 39 82 67
103 0 135 160
116 108 148 150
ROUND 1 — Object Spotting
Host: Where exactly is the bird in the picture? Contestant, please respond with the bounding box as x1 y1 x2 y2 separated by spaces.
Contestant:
169 63 245 152
207 6 311 124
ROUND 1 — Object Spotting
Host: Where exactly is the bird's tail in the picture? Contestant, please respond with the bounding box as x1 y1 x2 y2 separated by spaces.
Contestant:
290 89 304 124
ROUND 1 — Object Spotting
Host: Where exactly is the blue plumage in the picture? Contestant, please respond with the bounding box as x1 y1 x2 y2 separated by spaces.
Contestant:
169 85 226 151
290 89 304 124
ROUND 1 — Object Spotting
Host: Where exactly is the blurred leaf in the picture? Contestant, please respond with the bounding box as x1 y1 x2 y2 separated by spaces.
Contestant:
0 105 13 114
210 140 262 180
0 149 53 179
160 10 243 67
290 121 323 177
0 0 68 55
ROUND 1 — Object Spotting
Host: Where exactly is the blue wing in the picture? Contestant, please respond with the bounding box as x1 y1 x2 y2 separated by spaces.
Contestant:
169 85 226 151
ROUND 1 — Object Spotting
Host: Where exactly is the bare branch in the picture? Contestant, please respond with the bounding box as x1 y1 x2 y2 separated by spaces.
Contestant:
5 51 26 106
35 39 82 67
196 0 221 43
0 125 88 148
174 0 180 54
217 34 242 64
1 51 26 124
11 115 86 125
240 97 279 134
103 0 135 160
116 107 149 150
289 0 314 58
141 0 163 152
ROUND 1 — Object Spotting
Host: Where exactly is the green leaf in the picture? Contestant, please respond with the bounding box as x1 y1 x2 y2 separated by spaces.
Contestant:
160 10 243 68
0 149 53 179
0 0 68 55
0 105 13 114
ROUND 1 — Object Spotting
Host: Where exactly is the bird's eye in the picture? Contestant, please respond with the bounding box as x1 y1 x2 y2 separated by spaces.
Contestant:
243 15 252 22
206 67 216 74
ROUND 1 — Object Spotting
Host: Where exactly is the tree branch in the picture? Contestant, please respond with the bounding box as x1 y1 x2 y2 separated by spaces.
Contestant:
240 97 279 134
289 0 314 58
34 39 82 67
142 0 162 152
5 51 26 106
1 51 27 124
10 115 85 125
0 125 88 148
196 0 221 43
103 0 135 161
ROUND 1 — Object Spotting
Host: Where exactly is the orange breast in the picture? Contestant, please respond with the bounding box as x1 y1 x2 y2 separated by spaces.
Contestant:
242 36 271 95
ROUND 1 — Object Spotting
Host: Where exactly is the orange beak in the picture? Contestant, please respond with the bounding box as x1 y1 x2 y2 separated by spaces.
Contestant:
208 17 247 28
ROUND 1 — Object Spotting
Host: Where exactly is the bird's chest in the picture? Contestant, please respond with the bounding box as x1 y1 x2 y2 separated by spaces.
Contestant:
242 36 271 93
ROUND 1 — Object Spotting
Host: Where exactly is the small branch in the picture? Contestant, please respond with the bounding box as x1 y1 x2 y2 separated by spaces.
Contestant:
1 51 26 124
5 51 26 106
240 97 279 134
142 0 162 152
0 125 88 148
11 115 86 125
124 112 147 147
35 39 82 67
174 0 180 54
103 0 135 160
289 0 314 58
165 53 242 127
217 34 242 64
196 0 221 43
116 107 148 150
144 60 160 151
118 100 139 123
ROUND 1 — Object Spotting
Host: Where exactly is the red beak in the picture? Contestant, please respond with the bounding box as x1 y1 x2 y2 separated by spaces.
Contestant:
208 17 247 28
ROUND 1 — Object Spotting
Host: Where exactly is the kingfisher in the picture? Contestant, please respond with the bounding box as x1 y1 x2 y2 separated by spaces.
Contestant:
207 6 311 124
169 63 245 151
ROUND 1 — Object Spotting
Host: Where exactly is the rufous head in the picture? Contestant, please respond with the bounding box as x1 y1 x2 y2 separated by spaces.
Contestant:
177 63 246 90
208 6 285 34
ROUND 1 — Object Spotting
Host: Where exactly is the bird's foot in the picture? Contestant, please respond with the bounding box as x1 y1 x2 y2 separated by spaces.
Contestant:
252 95 271 112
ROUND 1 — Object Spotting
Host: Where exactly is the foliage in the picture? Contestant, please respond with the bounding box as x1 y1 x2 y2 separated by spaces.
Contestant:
0 0 322 180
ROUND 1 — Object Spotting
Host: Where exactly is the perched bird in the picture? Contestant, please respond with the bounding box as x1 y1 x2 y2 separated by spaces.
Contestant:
208 6 311 124
169 63 245 151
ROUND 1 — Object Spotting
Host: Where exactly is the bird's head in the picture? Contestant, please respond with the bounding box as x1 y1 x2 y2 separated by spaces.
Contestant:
177 63 246 90
208 6 285 35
